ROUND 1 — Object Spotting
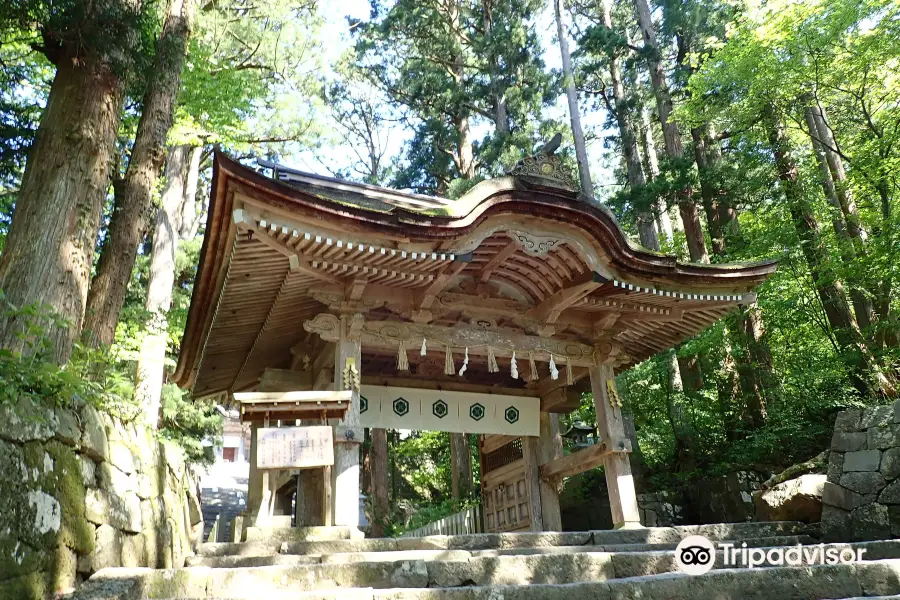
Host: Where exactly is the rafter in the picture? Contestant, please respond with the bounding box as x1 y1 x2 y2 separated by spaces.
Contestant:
528 271 607 324
234 209 341 285
417 260 469 311
478 240 519 282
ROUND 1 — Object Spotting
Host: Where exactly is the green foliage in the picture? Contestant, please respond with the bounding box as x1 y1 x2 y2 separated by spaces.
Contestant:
0 293 132 411
158 384 222 465
353 0 559 193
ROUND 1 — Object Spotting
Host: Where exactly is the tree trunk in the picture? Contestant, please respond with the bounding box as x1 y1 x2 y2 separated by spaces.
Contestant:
83 0 194 347
0 49 125 362
631 0 708 263
810 105 868 248
665 350 697 470
692 127 727 257
766 110 895 399
639 108 673 242
601 0 657 250
804 106 875 333
455 115 476 179
450 432 472 499
134 145 193 426
554 0 593 197
179 146 204 240
370 427 389 537
482 0 510 138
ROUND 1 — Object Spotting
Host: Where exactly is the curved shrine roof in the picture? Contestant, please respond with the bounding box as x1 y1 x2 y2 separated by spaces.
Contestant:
173 152 776 399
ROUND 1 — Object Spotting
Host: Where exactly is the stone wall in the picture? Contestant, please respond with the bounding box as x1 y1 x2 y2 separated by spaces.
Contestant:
0 398 203 599
560 469 765 530
821 401 900 542
636 491 683 527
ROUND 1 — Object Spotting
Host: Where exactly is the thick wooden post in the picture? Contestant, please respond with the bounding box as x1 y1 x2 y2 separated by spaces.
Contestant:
451 433 472 499
522 435 544 532
590 363 642 528
247 422 262 525
537 412 563 531
370 428 389 537
333 314 363 532
255 416 275 526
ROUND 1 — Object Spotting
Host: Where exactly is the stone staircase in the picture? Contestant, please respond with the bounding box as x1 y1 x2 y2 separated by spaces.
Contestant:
66 522 900 599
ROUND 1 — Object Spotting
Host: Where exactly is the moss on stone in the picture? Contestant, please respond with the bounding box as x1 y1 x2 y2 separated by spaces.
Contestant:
0 571 49 600
45 442 94 555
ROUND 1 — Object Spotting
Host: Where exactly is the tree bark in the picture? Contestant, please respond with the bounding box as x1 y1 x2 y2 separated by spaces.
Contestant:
84 0 194 347
631 0 708 263
601 0 658 250
766 110 895 399
804 106 874 333
370 427 389 537
554 0 593 197
0 49 125 362
134 145 194 426
450 432 472 499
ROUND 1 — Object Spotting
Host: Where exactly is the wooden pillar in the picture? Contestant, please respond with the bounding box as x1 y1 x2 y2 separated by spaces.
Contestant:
255 416 275 526
370 428 389 537
450 433 472 499
332 314 363 531
537 412 563 531
247 422 262 522
522 435 544 532
590 363 641 528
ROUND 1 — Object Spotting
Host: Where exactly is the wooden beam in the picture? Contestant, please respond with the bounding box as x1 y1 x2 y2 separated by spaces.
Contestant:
540 439 631 481
479 241 519 282
346 277 368 302
417 260 469 311
528 271 607 324
482 434 521 454
234 390 352 404
305 313 603 366
362 375 540 397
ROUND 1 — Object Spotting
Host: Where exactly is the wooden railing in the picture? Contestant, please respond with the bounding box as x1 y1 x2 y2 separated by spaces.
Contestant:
401 504 484 538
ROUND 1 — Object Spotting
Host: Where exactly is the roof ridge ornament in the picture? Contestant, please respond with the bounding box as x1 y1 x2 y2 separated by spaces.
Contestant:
506 133 580 192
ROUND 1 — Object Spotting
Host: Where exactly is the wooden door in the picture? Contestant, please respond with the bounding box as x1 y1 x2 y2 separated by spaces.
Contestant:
480 436 532 533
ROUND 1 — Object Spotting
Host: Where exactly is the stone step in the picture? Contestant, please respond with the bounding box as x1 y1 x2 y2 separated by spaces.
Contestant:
196 541 282 557
474 534 818 556
177 540 900 582
189 536 820 569
244 525 356 543
275 522 813 556
67 558 900 599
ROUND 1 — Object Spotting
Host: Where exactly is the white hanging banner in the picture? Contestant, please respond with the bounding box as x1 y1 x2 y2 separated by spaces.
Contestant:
359 386 539 436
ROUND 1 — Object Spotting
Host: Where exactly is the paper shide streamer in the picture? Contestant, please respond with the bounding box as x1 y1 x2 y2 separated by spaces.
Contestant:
549 354 559 380
511 351 519 380
458 347 469 376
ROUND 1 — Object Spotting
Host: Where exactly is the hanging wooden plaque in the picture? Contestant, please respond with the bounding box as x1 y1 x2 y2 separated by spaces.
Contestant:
257 426 334 469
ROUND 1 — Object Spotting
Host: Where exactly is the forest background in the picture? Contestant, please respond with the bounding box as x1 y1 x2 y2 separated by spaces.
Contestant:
0 0 898 533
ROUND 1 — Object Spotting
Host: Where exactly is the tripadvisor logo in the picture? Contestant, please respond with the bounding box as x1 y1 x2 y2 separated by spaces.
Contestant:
674 535 868 575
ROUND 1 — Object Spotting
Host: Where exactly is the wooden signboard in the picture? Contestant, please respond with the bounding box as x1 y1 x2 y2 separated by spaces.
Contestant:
257 426 334 470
